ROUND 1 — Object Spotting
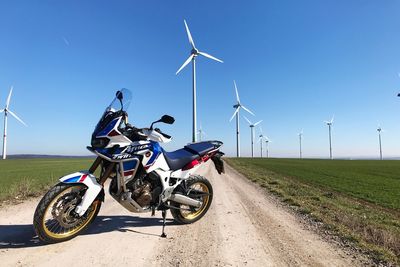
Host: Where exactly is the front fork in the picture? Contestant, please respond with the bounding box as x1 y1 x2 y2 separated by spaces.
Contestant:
59 157 116 216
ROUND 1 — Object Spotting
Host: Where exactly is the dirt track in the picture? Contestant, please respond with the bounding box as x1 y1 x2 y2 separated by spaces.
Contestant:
0 163 366 266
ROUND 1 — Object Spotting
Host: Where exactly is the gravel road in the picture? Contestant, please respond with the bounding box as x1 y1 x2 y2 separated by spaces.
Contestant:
0 163 366 266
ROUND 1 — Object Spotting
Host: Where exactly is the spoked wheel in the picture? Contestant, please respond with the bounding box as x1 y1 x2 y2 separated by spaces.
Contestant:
170 175 213 224
33 183 101 243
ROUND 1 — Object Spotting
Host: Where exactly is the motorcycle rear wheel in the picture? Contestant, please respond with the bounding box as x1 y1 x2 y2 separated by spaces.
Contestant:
33 183 101 243
170 175 213 224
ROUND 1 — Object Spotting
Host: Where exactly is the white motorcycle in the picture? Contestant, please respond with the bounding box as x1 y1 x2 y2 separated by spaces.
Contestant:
33 89 224 243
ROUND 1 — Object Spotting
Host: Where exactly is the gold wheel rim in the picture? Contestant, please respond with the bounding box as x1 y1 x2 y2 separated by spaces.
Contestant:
42 185 99 239
180 182 210 220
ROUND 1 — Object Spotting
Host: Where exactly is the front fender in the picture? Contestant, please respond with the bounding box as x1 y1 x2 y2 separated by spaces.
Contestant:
59 171 102 216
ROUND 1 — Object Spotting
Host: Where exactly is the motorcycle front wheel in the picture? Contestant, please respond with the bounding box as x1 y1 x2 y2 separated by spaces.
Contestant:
33 183 101 243
170 175 213 224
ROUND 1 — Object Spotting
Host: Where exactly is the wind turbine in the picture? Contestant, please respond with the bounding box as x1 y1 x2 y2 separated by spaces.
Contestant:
324 115 334 160
265 137 271 158
258 126 265 157
243 116 262 158
197 123 207 142
298 129 303 159
176 20 223 143
377 126 383 160
229 81 254 157
1 87 27 160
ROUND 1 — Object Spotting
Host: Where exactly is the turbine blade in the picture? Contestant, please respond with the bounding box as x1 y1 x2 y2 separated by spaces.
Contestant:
254 120 262 126
243 115 252 125
234 80 240 103
229 107 240 122
241 105 255 116
8 110 27 126
176 54 194 75
259 125 263 134
184 20 196 49
6 86 13 109
330 115 335 124
198 51 223 63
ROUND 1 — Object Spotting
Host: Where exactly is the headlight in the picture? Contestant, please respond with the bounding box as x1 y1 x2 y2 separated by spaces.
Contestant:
91 137 110 148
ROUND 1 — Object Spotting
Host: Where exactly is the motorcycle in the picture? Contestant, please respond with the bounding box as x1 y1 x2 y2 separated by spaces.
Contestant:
33 89 224 243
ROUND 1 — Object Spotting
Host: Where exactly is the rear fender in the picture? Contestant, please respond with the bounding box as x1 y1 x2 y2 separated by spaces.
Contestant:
211 152 225 174
59 172 103 216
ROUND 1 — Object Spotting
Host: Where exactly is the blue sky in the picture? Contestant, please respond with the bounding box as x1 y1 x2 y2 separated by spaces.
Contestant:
1 1 400 158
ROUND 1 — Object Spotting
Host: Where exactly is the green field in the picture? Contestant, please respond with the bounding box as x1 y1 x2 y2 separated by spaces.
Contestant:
0 158 95 202
225 158 400 265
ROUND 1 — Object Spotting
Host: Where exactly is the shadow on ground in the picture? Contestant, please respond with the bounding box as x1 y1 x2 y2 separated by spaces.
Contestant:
0 215 176 249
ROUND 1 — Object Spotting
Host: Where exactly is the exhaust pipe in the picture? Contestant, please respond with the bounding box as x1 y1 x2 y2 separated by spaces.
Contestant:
168 194 202 208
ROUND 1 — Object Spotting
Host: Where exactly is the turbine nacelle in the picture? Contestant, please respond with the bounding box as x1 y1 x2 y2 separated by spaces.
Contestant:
243 115 262 128
229 81 254 122
191 48 199 56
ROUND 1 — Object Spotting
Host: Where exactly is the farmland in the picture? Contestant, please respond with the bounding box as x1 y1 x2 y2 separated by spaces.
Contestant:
0 158 95 202
225 158 400 265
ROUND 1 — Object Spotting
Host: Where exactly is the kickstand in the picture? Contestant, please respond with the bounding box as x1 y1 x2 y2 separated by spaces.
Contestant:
161 210 167 238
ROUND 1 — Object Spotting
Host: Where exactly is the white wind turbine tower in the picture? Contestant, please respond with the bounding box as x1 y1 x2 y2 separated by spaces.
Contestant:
1 87 27 159
229 81 254 157
324 115 334 160
258 126 265 157
377 125 383 160
197 123 207 142
265 137 271 158
176 20 223 143
298 129 303 159
243 116 262 158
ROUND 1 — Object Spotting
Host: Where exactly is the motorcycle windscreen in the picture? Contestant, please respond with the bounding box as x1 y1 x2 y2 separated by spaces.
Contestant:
93 88 133 137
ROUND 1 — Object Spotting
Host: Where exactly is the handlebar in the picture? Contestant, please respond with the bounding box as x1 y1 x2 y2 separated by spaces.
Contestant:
154 128 171 139
122 124 171 141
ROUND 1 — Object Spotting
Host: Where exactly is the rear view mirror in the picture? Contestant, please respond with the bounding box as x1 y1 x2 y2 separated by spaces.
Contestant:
160 115 175 125
116 91 123 101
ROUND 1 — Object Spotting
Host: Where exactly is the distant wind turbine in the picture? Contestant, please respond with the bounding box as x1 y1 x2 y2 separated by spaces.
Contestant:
243 116 262 158
229 81 254 157
258 126 265 157
298 129 303 159
324 115 334 160
1 87 27 160
265 137 271 158
176 20 223 143
377 126 383 160
197 123 207 142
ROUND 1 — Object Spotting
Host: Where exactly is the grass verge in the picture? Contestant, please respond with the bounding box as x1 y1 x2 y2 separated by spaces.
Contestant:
0 158 95 204
225 158 400 266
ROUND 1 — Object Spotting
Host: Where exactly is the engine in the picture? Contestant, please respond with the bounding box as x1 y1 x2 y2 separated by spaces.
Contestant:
132 181 152 207
126 171 162 208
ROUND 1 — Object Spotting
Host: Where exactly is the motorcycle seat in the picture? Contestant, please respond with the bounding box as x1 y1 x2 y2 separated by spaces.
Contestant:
184 141 215 156
163 148 199 171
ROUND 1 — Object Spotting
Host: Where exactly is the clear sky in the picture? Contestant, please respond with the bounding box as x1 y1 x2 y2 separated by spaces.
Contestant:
1 0 400 158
